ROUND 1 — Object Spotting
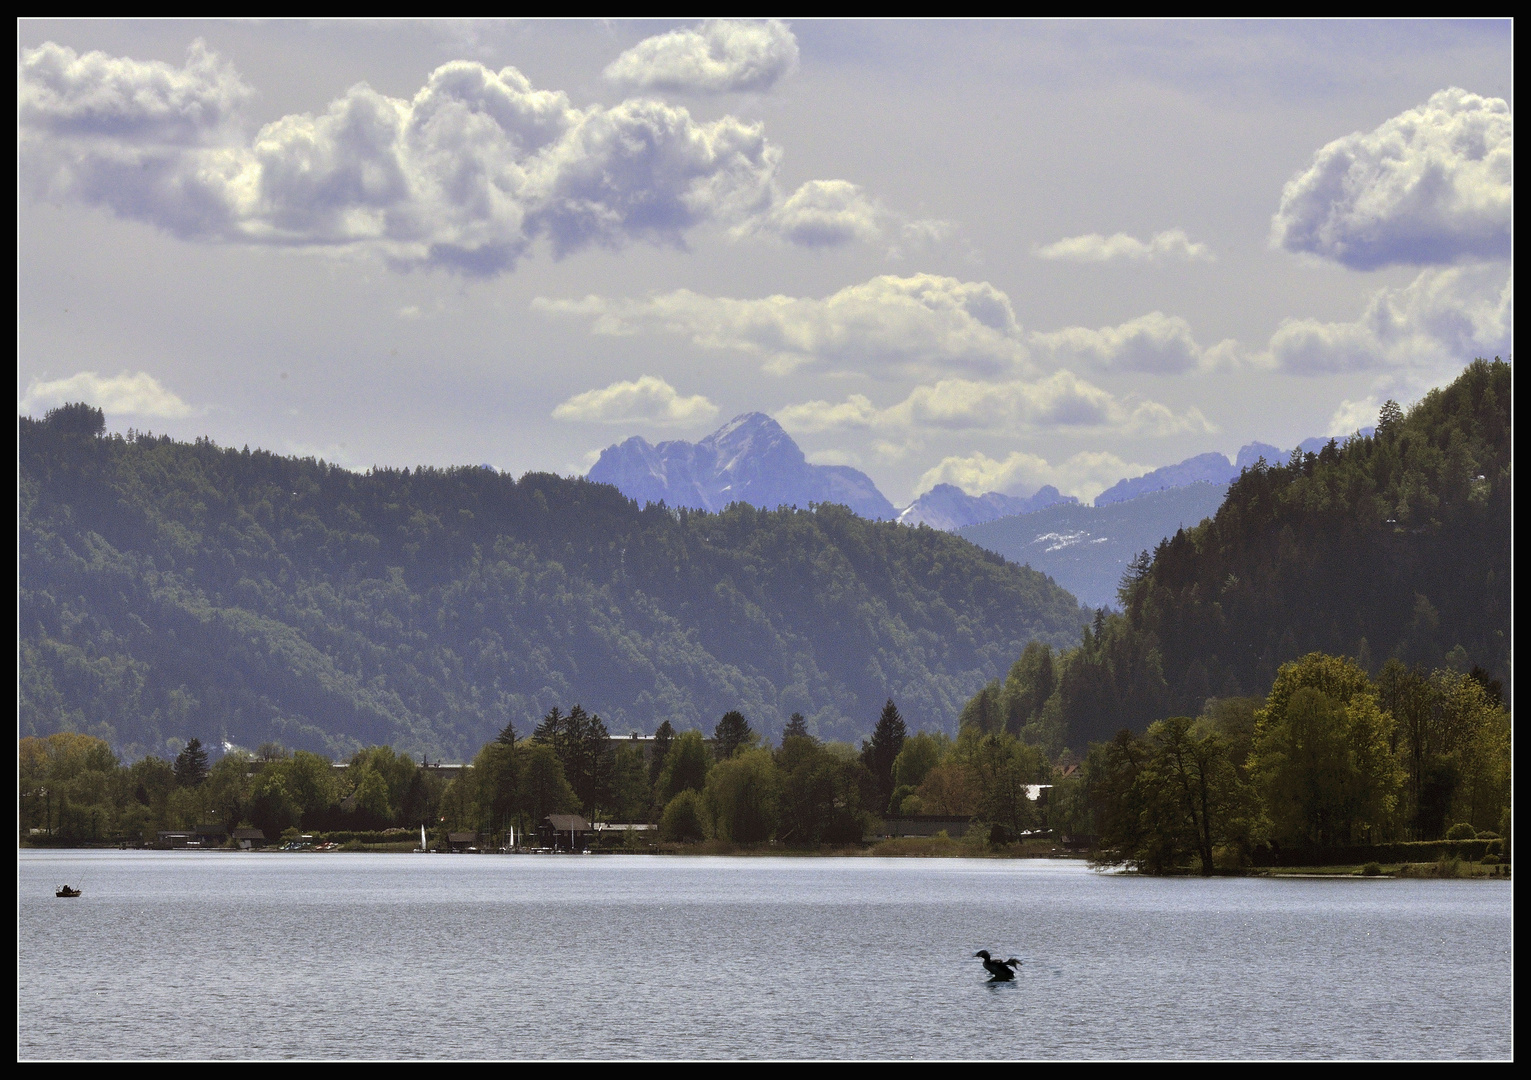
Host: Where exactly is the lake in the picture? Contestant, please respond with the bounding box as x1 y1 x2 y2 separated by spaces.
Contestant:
17 850 1512 1060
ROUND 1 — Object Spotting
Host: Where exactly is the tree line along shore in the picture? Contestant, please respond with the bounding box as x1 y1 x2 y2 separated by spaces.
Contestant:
19 646 1511 875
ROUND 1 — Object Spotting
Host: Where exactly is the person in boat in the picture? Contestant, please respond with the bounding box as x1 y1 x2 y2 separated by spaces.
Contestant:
974 950 1020 980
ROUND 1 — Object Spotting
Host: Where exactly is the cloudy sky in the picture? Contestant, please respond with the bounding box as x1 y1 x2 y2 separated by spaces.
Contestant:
17 20 1512 504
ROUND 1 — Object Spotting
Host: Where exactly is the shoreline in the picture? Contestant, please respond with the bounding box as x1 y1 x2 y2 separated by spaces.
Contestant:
18 844 1509 879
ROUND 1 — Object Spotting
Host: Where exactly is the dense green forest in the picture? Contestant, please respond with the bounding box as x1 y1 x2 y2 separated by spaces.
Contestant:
962 359 1511 753
1046 651 1510 866
19 701 1053 849
19 405 1087 759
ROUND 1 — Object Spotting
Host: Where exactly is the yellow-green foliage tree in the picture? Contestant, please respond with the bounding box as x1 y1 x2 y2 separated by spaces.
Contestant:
1249 653 1402 847
344 746 419 824
912 756 977 816
704 748 779 843
19 733 119 844
469 741 519 837
659 789 707 842
888 731 949 815
773 735 875 845
657 730 711 805
1377 659 1510 838
1141 715 1248 874
248 750 337 838
957 729 1049 839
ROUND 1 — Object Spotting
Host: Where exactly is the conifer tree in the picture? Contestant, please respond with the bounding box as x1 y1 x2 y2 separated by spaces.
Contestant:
533 706 566 756
714 711 754 760
649 719 676 787
782 712 811 742
860 699 907 808
173 737 209 787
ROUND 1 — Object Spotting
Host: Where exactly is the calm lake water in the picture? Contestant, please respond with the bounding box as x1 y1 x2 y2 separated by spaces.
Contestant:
18 851 1512 1060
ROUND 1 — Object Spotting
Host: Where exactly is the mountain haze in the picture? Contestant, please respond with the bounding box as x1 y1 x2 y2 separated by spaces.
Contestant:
896 484 1077 531
958 484 1232 609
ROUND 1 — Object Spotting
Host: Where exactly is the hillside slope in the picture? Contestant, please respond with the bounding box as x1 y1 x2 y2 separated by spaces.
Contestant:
1117 359 1511 718
955 359 1511 752
20 414 1088 759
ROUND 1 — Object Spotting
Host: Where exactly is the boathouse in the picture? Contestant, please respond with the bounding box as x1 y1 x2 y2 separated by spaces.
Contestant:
541 814 590 851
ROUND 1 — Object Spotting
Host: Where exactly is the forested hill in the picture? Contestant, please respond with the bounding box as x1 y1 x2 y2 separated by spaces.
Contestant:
959 359 1510 755
19 410 1088 760
1074 358 1511 744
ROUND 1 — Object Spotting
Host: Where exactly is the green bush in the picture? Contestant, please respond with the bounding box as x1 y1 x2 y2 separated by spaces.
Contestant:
1360 861 1382 876
1480 854 1499 866
660 790 707 843
1445 822 1477 841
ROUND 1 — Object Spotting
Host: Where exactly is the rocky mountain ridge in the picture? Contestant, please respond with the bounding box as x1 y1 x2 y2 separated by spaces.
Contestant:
588 413 897 520
589 413 1375 532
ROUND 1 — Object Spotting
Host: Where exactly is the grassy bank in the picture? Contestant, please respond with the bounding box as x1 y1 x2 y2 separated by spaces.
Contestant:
1256 859 1510 879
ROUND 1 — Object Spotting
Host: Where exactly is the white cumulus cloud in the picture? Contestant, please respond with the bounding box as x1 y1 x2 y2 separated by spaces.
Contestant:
1269 264 1511 375
753 179 885 247
551 375 718 427
746 179 950 252
536 273 1028 378
1326 371 1441 437
778 371 1212 438
604 19 800 95
1030 311 1231 375
17 39 251 144
1271 88 1512 269
20 370 194 418
18 41 911 274
1033 228 1213 263
912 449 1150 504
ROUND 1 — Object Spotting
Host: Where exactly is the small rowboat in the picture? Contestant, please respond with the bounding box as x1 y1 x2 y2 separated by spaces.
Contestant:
56 886 81 897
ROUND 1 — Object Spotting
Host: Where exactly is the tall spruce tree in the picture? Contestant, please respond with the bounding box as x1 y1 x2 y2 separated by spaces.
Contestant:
173 737 209 787
782 712 812 742
551 705 612 814
649 720 676 787
861 699 908 809
533 706 567 757
495 719 518 747
714 711 754 760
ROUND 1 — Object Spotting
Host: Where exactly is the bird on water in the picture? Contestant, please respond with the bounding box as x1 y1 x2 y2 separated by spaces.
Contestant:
974 950 1021 981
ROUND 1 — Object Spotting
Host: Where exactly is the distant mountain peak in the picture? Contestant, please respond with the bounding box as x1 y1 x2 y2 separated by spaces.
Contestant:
588 413 896 519
1094 452 1238 506
708 411 785 441
898 484 1076 531
1095 431 1377 508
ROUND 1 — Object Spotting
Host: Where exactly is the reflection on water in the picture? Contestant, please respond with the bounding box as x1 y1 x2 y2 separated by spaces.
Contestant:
18 851 1512 1059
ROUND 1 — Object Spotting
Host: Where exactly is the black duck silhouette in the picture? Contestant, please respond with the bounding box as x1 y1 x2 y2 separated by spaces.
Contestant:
974 950 1020 981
